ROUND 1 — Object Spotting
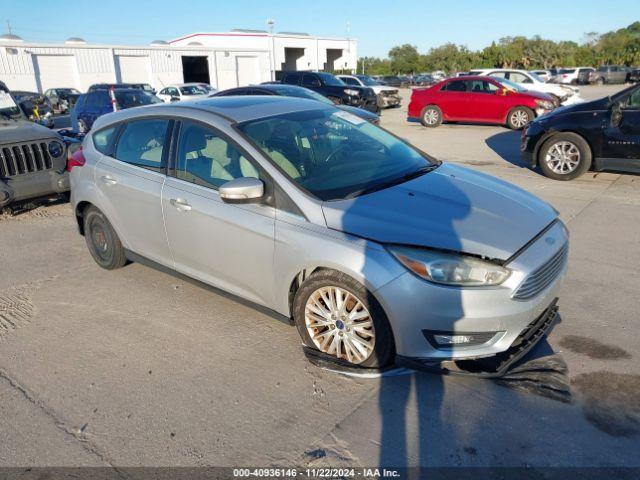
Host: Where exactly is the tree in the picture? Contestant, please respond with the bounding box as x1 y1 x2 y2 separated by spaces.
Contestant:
388 44 422 74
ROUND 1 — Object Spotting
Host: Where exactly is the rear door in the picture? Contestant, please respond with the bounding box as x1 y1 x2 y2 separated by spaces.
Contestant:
161 119 276 306
94 117 173 266
438 80 470 120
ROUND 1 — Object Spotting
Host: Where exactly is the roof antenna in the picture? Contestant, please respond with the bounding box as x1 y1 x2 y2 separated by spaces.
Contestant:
6 20 12 35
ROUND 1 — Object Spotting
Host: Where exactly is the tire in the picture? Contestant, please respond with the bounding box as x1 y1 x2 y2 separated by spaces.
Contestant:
83 206 127 270
595 77 605 86
538 132 592 181
292 269 395 368
570 79 578 85
420 105 442 128
507 107 533 130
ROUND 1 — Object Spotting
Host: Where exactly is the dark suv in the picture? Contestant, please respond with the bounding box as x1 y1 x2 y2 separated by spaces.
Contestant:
72 88 161 132
1 81 71 212
280 71 378 112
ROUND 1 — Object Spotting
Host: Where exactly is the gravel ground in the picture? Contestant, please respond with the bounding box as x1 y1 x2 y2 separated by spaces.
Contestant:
0 84 638 471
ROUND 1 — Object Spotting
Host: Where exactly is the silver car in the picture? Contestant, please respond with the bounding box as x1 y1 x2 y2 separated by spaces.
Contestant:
69 96 568 370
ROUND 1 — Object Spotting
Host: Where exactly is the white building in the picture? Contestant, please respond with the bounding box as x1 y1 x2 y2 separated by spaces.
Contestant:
0 30 357 93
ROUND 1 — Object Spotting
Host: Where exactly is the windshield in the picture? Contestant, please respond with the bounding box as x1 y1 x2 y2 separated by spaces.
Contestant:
318 73 345 87
115 91 162 108
356 75 380 86
559 69 576 74
493 77 526 92
59 88 81 95
0 91 24 120
180 85 207 95
238 108 436 201
269 86 333 105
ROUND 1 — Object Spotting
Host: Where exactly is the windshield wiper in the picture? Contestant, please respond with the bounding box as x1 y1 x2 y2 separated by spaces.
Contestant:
347 164 439 199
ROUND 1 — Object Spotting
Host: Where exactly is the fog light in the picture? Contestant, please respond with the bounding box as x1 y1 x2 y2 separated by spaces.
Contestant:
423 330 501 349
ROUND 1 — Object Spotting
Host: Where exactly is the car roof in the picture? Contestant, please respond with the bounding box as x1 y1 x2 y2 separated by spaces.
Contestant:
97 95 332 125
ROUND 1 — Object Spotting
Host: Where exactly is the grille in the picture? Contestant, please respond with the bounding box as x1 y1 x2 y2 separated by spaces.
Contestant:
513 243 568 300
0 142 54 178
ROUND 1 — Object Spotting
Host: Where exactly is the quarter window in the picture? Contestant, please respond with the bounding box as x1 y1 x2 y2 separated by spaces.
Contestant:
93 126 117 155
114 119 170 171
174 121 260 190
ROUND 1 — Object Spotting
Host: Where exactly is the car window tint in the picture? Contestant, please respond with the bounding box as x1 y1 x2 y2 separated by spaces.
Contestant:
85 93 101 108
114 119 169 171
283 74 300 85
442 80 467 92
343 77 358 85
175 121 260 190
302 74 321 87
466 80 497 94
626 89 640 109
93 126 117 154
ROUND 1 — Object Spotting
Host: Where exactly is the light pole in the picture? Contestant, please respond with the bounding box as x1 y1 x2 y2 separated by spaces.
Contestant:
267 19 276 81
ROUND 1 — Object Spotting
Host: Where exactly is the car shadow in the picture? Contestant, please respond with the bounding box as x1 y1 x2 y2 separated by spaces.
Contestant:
485 130 535 170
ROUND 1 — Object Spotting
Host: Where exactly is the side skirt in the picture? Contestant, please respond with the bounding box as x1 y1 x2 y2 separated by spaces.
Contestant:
124 249 293 326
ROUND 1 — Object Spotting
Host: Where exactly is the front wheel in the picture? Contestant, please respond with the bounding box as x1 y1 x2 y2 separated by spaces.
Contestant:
538 133 592 181
293 270 395 368
507 107 533 130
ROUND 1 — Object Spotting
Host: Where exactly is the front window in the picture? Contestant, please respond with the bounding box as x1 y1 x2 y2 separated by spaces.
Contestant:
239 108 437 201
356 75 380 86
179 85 206 95
492 77 526 93
0 91 25 121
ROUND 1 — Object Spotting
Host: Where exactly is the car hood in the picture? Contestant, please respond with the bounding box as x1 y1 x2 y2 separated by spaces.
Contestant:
370 85 398 94
0 119 60 144
542 96 609 118
321 163 557 261
516 90 554 102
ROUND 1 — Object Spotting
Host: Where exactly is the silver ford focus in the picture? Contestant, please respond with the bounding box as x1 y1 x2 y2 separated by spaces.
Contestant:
69 96 568 370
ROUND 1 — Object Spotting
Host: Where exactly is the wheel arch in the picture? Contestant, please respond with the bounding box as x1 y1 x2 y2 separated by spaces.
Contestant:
504 105 534 125
533 129 595 167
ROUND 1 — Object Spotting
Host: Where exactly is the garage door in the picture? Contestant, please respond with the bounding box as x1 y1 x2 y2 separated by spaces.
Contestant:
236 56 260 87
33 55 78 93
115 55 151 84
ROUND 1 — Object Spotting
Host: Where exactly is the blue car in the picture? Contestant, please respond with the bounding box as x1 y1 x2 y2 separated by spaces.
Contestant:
71 88 161 133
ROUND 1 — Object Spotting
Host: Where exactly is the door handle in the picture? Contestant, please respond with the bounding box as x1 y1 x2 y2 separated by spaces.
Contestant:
100 175 118 185
169 198 192 212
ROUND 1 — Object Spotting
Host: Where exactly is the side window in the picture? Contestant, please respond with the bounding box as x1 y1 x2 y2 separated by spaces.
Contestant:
625 89 640 109
442 80 467 92
302 74 321 87
114 119 170 171
466 80 496 94
174 121 260 190
508 72 531 83
343 77 358 86
93 126 117 154
489 71 507 79
283 74 300 85
160 88 169 95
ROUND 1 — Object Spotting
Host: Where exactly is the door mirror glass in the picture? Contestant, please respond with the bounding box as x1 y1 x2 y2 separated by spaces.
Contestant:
219 177 264 204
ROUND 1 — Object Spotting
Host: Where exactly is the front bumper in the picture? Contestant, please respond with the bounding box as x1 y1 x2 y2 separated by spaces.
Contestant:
374 221 568 361
345 95 379 113
378 94 402 108
0 170 69 207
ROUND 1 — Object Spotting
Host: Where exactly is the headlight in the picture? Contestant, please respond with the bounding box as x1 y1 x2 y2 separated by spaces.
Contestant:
47 140 64 158
344 89 360 96
387 246 511 287
536 100 554 110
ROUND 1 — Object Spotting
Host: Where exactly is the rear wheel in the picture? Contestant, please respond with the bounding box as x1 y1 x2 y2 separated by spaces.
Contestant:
420 105 442 128
507 107 533 130
293 270 395 368
538 133 592 181
595 77 605 86
83 206 127 270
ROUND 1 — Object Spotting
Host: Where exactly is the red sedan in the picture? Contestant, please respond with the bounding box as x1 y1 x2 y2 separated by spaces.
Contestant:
407 76 555 129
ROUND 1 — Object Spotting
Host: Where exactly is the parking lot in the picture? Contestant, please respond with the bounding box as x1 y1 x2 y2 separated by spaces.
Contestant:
1 84 639 470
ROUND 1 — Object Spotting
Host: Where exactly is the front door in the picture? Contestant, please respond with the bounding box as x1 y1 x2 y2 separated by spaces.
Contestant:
94 118 174 266
161 119 276 306
602 87 640 173
464 79 504 122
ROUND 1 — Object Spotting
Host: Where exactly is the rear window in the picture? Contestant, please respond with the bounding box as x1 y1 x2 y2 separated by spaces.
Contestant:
114 91 161 108
283 73 301 85
442 80 467 92
114 119 170 171
85 92 109 108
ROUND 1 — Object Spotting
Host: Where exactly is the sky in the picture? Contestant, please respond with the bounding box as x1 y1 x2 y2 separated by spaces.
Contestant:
2 0 638 57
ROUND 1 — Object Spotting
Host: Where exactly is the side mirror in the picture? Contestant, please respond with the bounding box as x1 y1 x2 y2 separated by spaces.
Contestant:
219 177 264 204
611 102 623 127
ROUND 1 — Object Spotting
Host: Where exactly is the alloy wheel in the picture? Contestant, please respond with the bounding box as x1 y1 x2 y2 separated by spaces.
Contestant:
423 109 439 125
544 141 581 174
304 286 375 364
510 110 530 128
